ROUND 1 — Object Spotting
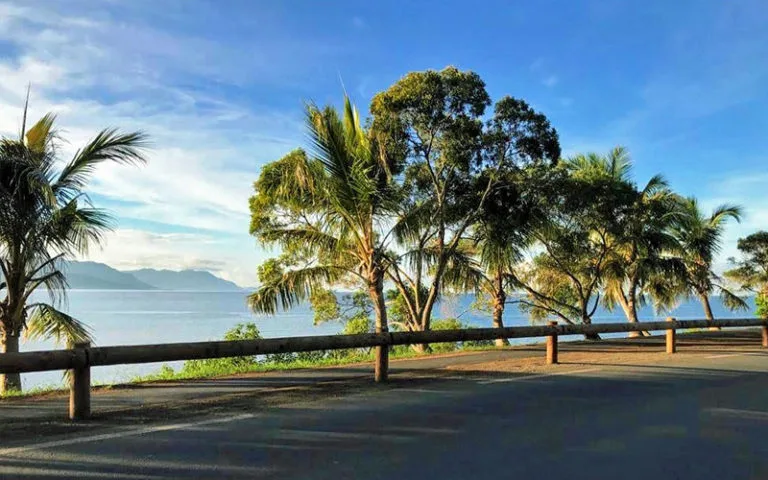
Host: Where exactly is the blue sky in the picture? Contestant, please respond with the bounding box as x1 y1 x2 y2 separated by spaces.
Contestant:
0 0 766 286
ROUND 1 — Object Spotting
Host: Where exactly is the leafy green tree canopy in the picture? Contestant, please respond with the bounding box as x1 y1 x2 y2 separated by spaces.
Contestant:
370 66 560 337
726 231 768 317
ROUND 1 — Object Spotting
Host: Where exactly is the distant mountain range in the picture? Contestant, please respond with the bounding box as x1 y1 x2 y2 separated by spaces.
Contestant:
62 261 244 291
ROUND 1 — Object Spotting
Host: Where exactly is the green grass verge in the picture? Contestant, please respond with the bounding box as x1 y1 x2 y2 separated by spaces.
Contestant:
131 343 500 383
2 341 517 399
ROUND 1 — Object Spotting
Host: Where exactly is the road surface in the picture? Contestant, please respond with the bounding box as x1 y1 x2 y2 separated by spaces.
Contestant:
1 333 767 479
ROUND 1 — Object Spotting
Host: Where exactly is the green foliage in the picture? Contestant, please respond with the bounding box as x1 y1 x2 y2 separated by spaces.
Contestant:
670 198 747 315
512 150 639 325
725 231 768 291
429 318 464 353
386 287 427 331
310 289 342 325
342 314 373 335
248 95 396 346
310 289 372 326
756 292 768 319
0 102 148 391
182 323 262 375
428 318 493 352
724 231 768 318
371 66 560 334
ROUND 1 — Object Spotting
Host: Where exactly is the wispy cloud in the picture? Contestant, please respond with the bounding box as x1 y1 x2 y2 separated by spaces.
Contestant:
542 75 559 88
79 229 261 286
0 0 340 285
352 16 366 29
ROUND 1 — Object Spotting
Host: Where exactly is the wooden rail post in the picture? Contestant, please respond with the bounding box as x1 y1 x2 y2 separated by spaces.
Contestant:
666 317 676 354
374 346 388 383
69 341 91 421
546 321 558 364
762 323 768 348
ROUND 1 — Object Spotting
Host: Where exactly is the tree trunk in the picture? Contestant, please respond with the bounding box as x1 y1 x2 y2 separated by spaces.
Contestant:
620 279 649 338
623 297 649 338
700 293 719 331
368 272 389 383
492 278 509 347
1 332 22 394
582 317 601 341
414 285 439 353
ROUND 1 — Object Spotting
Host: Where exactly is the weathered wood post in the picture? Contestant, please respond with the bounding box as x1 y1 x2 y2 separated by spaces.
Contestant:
546 321 558 364
69 341 91 421
762 323 768 348
374 346 388 383
666 317 676 354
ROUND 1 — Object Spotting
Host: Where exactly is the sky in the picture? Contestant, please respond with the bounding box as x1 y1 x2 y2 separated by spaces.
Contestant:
0 0 766 287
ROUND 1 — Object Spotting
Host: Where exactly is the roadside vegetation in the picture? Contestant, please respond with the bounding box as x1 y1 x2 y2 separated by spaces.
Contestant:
2 67 765 393
248 65 757 371
134 321 492 383
0 96 149 394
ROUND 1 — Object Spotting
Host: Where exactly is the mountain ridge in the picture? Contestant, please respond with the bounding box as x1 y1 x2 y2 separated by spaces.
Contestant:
64 261 244 291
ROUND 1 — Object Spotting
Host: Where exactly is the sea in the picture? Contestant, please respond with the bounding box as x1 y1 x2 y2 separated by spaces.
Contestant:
16 290 757 390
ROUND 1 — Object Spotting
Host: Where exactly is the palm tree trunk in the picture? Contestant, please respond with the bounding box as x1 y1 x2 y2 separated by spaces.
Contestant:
1 331 22 394
581 312 601 341
492 277 509 347
368 272 389 383
622 297 650 338
620 279 649 338
699 293 719 331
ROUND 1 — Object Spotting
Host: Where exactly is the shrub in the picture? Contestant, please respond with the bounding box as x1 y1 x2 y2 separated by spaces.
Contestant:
181 323 262 374
430 318 464 353
756 291 768 319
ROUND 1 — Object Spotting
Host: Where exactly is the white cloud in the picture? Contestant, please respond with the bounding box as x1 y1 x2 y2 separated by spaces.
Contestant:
542 75 559 88
529 58 544 72
0 0 337 285
79 229 263 287
352 16 366 29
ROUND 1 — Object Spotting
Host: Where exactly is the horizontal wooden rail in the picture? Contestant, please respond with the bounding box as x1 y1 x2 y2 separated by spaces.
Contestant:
2 317 766 421
1 318 765 375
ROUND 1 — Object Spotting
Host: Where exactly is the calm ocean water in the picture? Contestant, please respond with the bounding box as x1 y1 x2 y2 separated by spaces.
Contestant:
18 290 757 390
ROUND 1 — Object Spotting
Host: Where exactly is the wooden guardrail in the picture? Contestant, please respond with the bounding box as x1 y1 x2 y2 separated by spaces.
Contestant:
1 317 767 420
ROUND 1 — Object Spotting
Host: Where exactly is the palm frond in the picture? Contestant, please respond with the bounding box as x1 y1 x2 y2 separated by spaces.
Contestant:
441 246 487 294
25 113 57 154
248 265 343 315
55 129 149 200
642 173 669 196
390 200 434 245
259 227 342 256
709 203 742 228
25 303 92 346
718 286 749 311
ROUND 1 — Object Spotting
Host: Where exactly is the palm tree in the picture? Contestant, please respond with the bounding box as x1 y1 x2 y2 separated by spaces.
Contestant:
248 96 400 382
0 104 148 393
443 170 545 347
669 198 747 325
573 148 686 335
510 148 637 340
449 242 517 347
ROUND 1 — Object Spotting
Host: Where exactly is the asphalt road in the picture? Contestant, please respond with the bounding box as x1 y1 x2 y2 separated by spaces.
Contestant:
1 342 767 479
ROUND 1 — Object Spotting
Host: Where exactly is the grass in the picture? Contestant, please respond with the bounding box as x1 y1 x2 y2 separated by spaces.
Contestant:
131 342 499 383
0 380 118 400
0 384 65 399
2 332 523 399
